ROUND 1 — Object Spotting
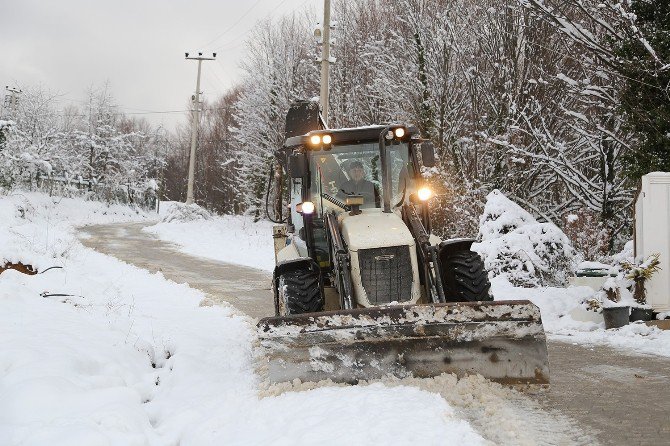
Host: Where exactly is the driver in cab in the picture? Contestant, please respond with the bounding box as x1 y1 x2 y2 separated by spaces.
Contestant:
338 160 380 208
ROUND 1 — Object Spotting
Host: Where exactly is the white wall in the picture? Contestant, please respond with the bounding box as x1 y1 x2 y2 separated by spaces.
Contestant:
635 172 670 312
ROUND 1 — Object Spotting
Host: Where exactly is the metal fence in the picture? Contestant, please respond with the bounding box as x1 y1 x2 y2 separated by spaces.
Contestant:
22 172 159 211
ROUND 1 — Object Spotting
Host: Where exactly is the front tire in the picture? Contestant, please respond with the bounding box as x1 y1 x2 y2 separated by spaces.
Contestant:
442 250 492 302
277 269 324 316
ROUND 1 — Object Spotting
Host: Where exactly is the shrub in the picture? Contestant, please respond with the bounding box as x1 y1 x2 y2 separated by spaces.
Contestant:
473 190 578 287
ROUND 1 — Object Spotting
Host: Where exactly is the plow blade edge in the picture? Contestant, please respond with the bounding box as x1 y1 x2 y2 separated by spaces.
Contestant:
257 300 549 385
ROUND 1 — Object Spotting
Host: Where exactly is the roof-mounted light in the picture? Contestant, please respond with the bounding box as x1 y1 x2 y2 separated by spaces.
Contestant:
394 127 405 138
308 133 332 148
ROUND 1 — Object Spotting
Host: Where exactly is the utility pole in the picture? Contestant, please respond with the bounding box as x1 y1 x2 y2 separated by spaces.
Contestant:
184 52 216 205
2 86 22 120
317 0 333 125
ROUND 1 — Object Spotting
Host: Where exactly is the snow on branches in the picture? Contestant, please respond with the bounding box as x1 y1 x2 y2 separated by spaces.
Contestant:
0 85 162 203
473 190 578 287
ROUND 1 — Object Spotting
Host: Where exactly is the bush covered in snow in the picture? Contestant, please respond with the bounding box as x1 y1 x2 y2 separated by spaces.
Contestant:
161 202 212 223
472 190 578 287
610 240 634 266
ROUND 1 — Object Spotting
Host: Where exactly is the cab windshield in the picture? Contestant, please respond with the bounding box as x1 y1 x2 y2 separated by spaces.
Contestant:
309 142 413 214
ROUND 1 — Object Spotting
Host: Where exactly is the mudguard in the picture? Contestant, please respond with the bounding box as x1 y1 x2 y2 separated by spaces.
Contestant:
437 238 476 264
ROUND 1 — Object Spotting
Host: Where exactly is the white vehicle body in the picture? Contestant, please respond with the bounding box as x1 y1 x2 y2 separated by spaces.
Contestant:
339 209 421 306
275 208 422 307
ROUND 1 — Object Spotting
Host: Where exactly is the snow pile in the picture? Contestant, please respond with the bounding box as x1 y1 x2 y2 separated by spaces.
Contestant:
610 240 634 266
473 190 577 287
493 276 670 357
145 201 275 271
266 373 594 446
160 201 212 223
0 191 146 271
1 192 484 445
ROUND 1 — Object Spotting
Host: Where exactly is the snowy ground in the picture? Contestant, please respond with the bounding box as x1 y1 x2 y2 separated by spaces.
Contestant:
143 201 275 271
0 193 484 445
493 276 670 357
3 192 668 445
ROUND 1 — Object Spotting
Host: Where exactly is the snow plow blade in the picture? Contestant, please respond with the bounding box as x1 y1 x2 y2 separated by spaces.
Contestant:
257 300 549 385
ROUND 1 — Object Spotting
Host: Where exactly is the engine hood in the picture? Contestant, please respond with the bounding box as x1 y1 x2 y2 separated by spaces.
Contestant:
339 209 415 251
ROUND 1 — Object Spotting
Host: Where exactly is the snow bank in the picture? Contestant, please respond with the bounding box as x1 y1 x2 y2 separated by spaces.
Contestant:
0 192 484 445
159 201 212 223
471 192 670 357
473 190 577 287
493 275 670 357
145 201 275 271
0 191 147 271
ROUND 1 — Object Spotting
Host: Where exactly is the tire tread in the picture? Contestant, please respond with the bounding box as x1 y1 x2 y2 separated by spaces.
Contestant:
442 251 492 302
278 269 324 314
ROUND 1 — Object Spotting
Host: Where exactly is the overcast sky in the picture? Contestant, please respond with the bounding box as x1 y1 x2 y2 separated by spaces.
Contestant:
0 0 319 129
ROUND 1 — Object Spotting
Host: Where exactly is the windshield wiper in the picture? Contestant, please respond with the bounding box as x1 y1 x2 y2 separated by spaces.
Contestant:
393 184 407 208
321 193 350 211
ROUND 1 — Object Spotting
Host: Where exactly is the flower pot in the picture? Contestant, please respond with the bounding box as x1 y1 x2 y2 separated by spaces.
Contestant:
630 307 654 322
603 306 630 329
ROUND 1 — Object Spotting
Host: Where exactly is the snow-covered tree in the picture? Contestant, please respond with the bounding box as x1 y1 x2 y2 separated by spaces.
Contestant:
473 190 578 286
0 83 165 206
232 13 319 218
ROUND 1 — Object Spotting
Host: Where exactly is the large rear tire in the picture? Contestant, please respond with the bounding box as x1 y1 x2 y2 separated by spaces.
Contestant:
442 250 492 302
277 269 324 316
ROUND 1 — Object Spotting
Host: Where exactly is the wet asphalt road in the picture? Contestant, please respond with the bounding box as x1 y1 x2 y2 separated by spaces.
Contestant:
79 222 274 319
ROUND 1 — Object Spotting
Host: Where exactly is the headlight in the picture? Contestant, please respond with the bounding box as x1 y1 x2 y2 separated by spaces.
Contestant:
417 187 433 201
309 135 321 145
394 127 405 138
322 134 332 144
298 201 315 214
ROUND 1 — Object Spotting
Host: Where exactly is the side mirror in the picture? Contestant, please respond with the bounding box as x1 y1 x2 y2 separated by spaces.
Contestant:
287 153 308 178
421 141 436 167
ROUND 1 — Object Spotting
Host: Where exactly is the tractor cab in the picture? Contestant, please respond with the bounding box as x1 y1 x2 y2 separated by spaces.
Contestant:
283 125 436 275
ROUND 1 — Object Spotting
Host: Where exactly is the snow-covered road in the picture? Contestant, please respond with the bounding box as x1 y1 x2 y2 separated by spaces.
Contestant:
79 222 273 318
78 221 670 446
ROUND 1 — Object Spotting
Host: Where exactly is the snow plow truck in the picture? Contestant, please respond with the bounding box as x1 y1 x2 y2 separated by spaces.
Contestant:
257 101 549 385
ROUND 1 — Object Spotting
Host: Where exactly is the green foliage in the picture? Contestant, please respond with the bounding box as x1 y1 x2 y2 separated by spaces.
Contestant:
622 252 661 304
623 252 661 282
617 0 670 179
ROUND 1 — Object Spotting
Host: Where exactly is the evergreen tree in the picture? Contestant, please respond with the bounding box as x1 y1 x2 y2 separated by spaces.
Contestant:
617 0 670 179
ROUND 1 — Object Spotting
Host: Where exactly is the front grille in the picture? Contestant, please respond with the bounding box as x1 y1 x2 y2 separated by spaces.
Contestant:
357 245 413 305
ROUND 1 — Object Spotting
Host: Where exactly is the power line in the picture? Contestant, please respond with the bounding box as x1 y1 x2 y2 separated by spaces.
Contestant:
207 67 230 92
200 0 266 49
54 94 171 114
211 0 312 52
45 107 232 118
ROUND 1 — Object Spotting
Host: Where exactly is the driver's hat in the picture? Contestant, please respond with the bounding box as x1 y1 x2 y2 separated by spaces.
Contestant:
349 160 364 170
